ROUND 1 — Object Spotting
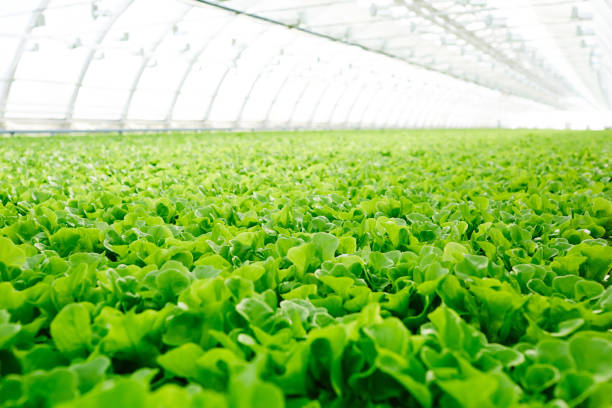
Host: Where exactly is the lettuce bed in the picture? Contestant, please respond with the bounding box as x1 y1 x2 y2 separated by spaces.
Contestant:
1 129 611 408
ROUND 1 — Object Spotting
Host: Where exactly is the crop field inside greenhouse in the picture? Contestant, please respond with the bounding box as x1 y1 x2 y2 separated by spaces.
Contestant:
0 129 611 408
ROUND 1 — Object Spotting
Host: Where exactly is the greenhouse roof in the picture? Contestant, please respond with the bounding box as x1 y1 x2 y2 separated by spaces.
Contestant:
1 0 611 130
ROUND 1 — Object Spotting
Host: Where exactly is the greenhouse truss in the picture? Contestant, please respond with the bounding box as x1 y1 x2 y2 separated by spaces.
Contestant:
1 2 612 408
1 0 612 131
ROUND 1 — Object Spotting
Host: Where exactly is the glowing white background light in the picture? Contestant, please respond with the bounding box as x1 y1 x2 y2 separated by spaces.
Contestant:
0 0 610 130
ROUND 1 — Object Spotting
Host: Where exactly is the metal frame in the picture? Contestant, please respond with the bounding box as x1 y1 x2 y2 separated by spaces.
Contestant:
284 77 314 127
356 86 387 129
192 0 558 107
0 0 51 125
366 83 406 128
120 6 194 125
260 56 311 126
399 82 428 128
63 0 136 126
436 92 463 127
261 44 346 127
400 0 571 102
164 14 245 125
381 85 414 128
2 0 611 130
321 68 368 125
0 127 220 137
380 90 408 127
233 31 299 126
287 49 357 127
165 0 270 126
369 84 405 127
201 27 271 124
422 88 454 127
304 68 344 128
359 86 392 129
341 82 373 128
389 96 412 128
393 82 427 128
432 86 469 127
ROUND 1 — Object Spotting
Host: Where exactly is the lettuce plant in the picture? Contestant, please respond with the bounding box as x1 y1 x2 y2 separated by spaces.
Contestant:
0 129 611 407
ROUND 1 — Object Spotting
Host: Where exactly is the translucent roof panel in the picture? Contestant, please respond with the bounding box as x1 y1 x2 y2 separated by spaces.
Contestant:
1 0 611 131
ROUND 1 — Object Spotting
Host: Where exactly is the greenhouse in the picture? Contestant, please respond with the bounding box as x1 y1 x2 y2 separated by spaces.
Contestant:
0 1 611 408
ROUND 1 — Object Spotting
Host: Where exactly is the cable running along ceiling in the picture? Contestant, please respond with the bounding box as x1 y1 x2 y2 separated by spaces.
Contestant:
0 0 610 130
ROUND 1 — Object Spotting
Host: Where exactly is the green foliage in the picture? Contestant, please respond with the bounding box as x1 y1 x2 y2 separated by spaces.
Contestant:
0 129 611 407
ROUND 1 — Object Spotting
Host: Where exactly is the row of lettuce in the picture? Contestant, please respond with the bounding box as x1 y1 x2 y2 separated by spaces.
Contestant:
0 130 611 407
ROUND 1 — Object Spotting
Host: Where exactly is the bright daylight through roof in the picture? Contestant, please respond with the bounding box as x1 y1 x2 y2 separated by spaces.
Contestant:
0 1 611 408
0 0 611 130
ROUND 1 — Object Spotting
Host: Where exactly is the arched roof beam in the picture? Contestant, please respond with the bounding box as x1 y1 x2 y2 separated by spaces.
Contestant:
201 27 271 124
261 57 312 127
64 0 136 127
398 0 571 103
341 82 374 128
165 0 267 125
193 0 558 108
0 0 51 124
233 32 300 127
321 69 368 126
120 6 193 126
357 86 394 129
